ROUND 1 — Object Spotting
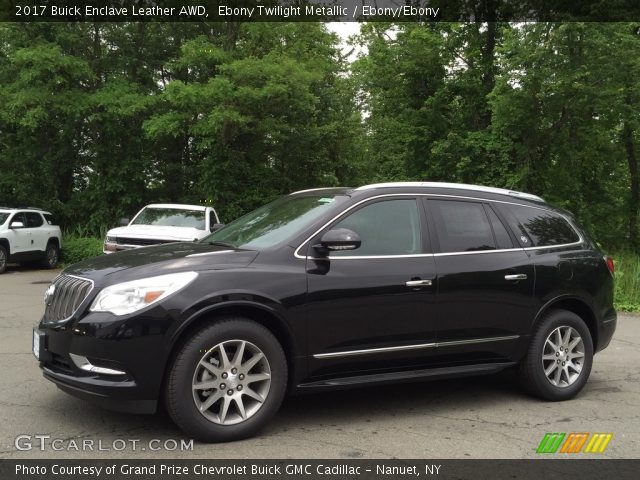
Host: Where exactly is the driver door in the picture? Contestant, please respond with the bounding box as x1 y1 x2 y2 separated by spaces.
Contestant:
305 197 438 379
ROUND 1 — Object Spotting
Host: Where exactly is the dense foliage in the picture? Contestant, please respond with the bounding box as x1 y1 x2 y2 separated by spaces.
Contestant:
0 21 638 258
353 22 640 252
0 22 363 230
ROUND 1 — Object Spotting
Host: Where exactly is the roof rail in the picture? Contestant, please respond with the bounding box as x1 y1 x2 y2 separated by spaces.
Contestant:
290 187 351 195
355 182 544 202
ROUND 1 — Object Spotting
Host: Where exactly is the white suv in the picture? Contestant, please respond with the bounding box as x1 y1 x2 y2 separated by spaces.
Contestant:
103 203 221 254
0 208 62 274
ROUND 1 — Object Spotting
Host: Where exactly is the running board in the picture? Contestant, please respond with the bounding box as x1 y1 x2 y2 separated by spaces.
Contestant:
297 362 516 389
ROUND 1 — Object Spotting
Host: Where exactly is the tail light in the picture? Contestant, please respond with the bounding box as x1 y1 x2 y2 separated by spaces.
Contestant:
604 255 615 276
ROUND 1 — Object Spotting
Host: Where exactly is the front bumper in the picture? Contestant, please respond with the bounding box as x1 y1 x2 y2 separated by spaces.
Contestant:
35 308 174 414
42 367 157 414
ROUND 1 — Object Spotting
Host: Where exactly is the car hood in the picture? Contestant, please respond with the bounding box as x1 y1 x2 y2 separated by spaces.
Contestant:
107 224 208 241
63 243 258 283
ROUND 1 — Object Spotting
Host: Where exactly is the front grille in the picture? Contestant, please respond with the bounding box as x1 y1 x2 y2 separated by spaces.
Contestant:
44 275 93 323
116 237 177 246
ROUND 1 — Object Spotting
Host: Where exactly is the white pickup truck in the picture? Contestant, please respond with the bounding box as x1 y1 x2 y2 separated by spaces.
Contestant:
0 207 62 274
103 204 222 254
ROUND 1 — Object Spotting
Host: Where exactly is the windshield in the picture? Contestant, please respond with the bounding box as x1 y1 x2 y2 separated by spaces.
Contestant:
131 208 206 229
203 194 347 249
0 213 8 225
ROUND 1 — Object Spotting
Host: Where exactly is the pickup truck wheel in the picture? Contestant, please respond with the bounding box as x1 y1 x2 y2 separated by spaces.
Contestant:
42 242 59 269
0 245 7 273
165 318 287 442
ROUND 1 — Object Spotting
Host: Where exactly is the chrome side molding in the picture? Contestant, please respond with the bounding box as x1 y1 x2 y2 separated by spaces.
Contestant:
313 335 520 359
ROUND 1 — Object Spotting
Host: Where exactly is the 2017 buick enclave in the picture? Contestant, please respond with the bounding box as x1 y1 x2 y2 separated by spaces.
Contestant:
33 182 616 441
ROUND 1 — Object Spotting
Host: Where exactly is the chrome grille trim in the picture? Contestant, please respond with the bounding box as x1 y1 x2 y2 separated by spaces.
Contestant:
44 274 94 323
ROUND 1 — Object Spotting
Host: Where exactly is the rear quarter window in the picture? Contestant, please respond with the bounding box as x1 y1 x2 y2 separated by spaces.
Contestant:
502 204 579 247
43 213 57 225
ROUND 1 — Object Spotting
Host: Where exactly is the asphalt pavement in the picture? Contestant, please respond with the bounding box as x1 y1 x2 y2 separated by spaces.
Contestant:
1 267 638 459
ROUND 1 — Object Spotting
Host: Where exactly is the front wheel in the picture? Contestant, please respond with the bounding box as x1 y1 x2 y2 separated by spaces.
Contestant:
519 309 593 401
0 245 7 274
165 318 287 442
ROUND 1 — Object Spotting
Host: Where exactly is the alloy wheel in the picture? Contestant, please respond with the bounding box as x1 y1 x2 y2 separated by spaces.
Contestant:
47 245 58 266
192 339 271 425
542 326 585 388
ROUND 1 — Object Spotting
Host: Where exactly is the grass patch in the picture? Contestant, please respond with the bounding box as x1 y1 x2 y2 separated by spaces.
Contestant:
613 251 640 312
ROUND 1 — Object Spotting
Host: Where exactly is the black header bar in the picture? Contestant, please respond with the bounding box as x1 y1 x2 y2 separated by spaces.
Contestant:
2 459 640 480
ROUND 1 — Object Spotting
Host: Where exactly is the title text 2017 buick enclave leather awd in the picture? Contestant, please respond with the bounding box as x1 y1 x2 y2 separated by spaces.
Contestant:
34 183 616 441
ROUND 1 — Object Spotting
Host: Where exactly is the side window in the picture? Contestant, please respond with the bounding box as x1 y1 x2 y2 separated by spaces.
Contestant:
11 212 27 226
209 211 217 229
485 205 514 249
43 213 57 225
429 200 496 253
25 212 44 228
330 199 421 256
504 205 579 247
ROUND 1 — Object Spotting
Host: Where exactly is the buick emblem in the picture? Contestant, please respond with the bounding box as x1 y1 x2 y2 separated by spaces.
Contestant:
44 284 56 305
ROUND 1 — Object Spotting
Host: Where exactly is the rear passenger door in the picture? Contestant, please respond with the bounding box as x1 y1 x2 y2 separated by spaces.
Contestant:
424 198 534 363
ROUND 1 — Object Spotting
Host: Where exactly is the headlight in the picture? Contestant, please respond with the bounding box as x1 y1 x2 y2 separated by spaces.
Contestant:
90 271 198 316
105 236 116 243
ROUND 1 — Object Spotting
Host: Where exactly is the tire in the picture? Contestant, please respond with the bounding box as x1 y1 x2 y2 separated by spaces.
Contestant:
0 245 7 274
165 318 287 442
41 242 59 269
519 309 593 401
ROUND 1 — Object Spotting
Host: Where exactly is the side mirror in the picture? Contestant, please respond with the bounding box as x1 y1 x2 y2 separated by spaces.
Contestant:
315 228 361 254
119 218 130 227
10 221 24 229
210 223 225 232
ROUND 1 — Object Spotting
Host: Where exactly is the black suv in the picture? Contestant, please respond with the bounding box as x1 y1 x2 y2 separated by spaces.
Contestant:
34 183 616 441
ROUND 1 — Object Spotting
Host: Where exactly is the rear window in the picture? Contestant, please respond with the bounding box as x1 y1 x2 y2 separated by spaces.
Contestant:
25 212 44 228
486 206 514 249
503 205 579 247
429 200 496 253
0 213 8 225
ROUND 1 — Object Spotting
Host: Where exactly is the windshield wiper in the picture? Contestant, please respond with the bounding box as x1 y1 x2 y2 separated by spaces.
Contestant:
204 240 236 249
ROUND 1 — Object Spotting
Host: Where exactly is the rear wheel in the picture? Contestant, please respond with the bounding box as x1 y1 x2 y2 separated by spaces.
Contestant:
519 309 593 401
165 318 287 442
41 242 59 269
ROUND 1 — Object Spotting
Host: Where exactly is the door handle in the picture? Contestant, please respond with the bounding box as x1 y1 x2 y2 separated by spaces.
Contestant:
505 274 527 281
405 279 433 287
